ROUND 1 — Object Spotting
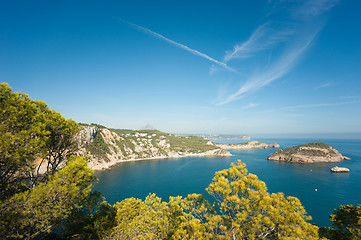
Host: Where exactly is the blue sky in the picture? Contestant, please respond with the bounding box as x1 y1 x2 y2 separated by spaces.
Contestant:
1 0 360 138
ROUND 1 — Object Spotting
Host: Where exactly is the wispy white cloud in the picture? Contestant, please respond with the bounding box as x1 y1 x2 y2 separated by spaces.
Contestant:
281 100 361 110
224 23 293 62
217 0 339 105
119 18 237 74
242 103 260 110
218 31 318 105
314 82 332 89
296 0 339 17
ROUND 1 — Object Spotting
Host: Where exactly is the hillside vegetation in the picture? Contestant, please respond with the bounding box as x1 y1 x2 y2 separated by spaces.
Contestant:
267 142 349 163
111 128 217 152
275 142 335 157
2 83 360 240
78 125 222 169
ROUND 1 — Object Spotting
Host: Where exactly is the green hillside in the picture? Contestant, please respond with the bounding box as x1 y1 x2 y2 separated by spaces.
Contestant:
81 125 218 162
273 142 336 157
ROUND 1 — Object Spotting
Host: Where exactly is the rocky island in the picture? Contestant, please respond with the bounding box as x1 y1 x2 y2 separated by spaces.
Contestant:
331 166 350 173
217 141 279 150
266 142 351 163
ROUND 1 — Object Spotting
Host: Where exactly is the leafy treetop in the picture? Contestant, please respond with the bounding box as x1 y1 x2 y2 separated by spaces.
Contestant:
0 83 79 199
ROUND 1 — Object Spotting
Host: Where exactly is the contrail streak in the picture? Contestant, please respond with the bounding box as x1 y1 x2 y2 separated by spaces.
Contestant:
119 18 237 73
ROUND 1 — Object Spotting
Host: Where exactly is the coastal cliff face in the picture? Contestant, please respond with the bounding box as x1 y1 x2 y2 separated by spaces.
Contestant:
78 125 98 145
76 125 232 170
217 141 280 150
267 142 350 163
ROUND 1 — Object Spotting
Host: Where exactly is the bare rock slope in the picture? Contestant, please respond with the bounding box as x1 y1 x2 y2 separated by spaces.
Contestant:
267 142 350 163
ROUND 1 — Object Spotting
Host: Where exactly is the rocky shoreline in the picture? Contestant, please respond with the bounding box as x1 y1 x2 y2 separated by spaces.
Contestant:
217 141 279 150
89 149 232 171
78 125 282 171
77 126 234 171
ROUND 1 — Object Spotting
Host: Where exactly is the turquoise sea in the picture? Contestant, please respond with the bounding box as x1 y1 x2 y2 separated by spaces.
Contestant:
94 138 361 227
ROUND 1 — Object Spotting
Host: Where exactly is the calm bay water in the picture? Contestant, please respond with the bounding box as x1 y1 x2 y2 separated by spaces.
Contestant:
94 138 361 227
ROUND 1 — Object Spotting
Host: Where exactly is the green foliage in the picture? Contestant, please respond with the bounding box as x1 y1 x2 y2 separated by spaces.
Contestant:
303 142 330 149
1 83 45 198
108 194 177 239
79 122 107 129
171 193 223 239
0 83 79 200
111 129 218 152
205 160 319 239
167 135 217 152
86 129 111 162
100 129 218 160
62 195 117 239
106 193 217 240
111 129 161 157
90 123 107 129
0 156 97 239
272 142 335 158
1 83 347 239
319 204 361 240
0 83 108 239
112 135 137 155
103 161 319 239
114 139 127 155
41 110 80 175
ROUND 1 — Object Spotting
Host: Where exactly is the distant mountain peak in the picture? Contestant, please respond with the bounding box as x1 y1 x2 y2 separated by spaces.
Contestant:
140 124 156 130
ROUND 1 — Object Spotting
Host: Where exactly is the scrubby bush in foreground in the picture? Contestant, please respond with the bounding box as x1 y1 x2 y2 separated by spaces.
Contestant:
102 160 319 239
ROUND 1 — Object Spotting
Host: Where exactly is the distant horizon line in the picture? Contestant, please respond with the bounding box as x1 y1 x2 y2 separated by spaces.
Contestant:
79 122 361 139
173 133 361 140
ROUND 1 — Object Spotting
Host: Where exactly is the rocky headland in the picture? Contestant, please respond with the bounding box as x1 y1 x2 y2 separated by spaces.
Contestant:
76 125 232 170
217 141 280 150
266 142 351 163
